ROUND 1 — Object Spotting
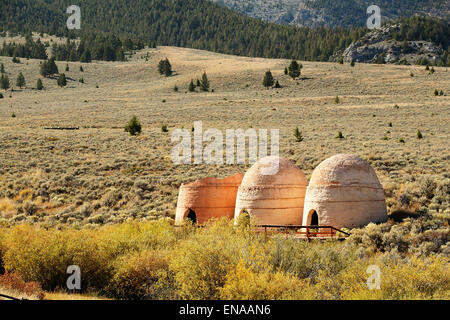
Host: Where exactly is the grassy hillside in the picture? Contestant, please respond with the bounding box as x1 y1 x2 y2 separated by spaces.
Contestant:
0 0 366 61
0 44 448 225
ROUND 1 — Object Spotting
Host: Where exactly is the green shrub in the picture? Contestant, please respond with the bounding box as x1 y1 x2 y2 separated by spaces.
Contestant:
124 115 142 136
274 239 358 282
336 131 344 139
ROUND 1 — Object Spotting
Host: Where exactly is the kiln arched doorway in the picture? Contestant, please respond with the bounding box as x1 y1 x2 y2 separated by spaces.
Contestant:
186 209 197 224
309 210 319 226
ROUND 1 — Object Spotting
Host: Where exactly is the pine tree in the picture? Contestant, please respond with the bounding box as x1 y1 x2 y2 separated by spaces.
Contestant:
41 57 59 77
284 67 288 75
80 50 91 63
65 64 69 72
158 59 172 76
294 127 303 142
288 60 301 79
0 74 10 91
0 63 4 73
158 59 164 74
188 79 196 92
163 59 172 77
263 70 274 88
274 80 281 88
80 65 84 72
200 72 210 92
124 115 142 136
36 78 43 90
57 73 67 87
417 130 423 139
16 72 25 88
335 95 340 104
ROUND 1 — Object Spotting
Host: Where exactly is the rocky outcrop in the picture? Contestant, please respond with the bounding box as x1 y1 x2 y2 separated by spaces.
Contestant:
332 24 444 64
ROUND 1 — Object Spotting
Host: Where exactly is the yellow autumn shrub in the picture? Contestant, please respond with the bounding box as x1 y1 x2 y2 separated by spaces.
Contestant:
169 219 272 300
105 250 174 300
219 260 306 300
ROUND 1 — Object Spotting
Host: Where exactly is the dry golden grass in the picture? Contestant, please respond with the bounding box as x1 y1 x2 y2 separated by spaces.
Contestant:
43 291 111 300
0 42 448 226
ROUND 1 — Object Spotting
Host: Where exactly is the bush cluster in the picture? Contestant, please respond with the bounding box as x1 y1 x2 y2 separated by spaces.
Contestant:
0 215 448 300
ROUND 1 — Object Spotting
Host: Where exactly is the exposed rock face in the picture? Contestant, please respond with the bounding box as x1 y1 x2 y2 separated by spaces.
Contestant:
211 0 449 28
333 24 444 64
175 173 243 225
234 156 308 225
302 154 388 229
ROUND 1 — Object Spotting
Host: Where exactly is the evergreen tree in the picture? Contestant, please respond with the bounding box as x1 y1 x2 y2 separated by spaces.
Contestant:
274 80 281 88
158 59 165 74
65 64 69 72
0 63 4 73
294 127 303 142
288 60 301 79
16 72 25 88
263 70 274 88
57 73 67 87
417 130 423 139
41 57 59 77
188 79 196 92
163 59 172 77
80 50 91 63
158 58 172 76
124 115 142 136
200 72 209 92
36 78 43 90
0 74 10 90
335 95 340 104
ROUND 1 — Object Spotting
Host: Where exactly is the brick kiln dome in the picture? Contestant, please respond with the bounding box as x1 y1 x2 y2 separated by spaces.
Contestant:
234 156 308 225
175 173 244 225
302 154 388 229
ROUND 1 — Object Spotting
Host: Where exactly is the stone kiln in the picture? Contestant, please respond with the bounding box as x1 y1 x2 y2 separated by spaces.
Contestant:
234 156 308 225
175 173 244 225
302 154 388 229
